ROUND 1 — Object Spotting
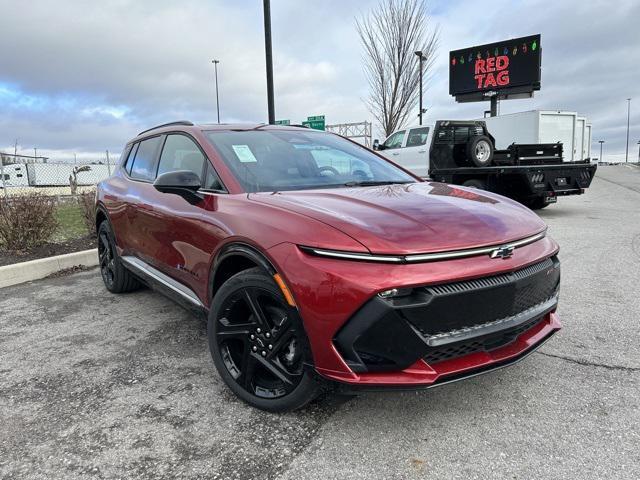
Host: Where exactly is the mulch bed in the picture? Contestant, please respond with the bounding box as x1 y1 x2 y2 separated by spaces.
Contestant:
0 235 96 267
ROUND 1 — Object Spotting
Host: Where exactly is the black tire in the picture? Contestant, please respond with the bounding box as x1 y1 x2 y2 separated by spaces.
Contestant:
97 221 141 293
208 267 323 412
467 135 494 167
462 179 487 190
524 197 551 210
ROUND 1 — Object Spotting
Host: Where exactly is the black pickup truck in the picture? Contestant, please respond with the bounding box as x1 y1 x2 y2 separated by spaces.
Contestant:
427 120 597 209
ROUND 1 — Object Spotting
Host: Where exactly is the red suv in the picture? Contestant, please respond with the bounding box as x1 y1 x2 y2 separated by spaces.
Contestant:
96 121 561 411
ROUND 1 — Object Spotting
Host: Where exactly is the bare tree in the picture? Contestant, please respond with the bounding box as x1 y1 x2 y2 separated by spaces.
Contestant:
357 0 439 136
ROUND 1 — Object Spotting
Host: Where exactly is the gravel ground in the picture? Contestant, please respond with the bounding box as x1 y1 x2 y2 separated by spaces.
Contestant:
1 164 638 479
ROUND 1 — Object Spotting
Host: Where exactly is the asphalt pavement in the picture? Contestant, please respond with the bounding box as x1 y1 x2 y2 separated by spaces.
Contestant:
1 164 639 479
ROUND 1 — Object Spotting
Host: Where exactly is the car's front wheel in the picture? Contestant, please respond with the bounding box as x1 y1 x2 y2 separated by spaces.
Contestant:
208 267 322 412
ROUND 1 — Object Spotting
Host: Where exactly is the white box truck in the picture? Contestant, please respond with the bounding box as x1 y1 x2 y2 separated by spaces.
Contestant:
477 110 591 162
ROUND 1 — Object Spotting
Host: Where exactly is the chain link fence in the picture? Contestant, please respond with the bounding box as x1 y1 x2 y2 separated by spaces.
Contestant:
0 153 114 198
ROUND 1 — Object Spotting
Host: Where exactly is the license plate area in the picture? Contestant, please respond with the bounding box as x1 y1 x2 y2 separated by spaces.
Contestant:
555 177 567 186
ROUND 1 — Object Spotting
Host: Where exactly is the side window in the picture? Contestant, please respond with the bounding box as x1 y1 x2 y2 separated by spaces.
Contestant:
406 127 430 147
157 134 206 180
203 165 224 191
383 130 406 149
125 143 139 175
130 136 162 181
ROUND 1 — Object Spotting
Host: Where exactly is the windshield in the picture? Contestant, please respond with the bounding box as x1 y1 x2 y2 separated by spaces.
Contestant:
205 129 416 192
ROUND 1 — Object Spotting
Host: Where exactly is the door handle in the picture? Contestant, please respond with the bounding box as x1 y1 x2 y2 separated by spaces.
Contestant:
418 150 426 153
391 152 400 156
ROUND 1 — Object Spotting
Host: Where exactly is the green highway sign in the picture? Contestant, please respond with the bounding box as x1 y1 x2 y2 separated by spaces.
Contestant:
274 119 290 125
302 120 325 130
303 115 325 130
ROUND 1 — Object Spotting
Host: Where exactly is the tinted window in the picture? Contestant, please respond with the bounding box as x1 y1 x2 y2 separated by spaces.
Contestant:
130 136 162 181
157 134 206 179
125 143 139 175
383 130 405 149
204 165 224 191
406 127 430 147
205 129 415 193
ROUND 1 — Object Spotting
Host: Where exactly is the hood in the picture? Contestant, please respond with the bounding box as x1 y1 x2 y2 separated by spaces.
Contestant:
249 182 547 255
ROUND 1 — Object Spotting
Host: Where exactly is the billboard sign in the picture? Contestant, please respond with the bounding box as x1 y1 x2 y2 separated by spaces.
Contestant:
449 34 541 100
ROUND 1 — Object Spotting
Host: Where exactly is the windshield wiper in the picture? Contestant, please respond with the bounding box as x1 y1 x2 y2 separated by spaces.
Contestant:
342 180 412 187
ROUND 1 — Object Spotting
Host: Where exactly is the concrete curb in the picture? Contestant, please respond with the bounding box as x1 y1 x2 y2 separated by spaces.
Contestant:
0 249 98 289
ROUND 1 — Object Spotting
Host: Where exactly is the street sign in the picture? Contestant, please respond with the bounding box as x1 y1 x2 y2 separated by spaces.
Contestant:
274 119 290 125
302 120 325 130
303 115 325 130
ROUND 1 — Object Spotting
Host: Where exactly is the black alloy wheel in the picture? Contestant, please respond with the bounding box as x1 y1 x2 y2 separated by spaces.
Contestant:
98 228 116 289
97 221 140 293
208 267 322 411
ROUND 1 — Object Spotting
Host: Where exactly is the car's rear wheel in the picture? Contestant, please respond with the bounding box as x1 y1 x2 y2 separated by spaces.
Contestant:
208 267 322 412
97 221 141 293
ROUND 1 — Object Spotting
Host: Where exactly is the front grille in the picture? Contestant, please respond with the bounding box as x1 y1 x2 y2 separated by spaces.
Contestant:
402 257 559 337
334 256 560 373
423 315 544 365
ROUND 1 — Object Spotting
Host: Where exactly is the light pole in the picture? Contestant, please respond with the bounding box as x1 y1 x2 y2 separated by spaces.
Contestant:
263 0 275 124
415 51 424 126
637 140 640 163
626 98 631 162
598 140 604 163
34 147 37 161
212 60 221 123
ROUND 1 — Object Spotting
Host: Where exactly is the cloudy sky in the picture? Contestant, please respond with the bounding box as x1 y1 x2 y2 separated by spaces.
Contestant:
1 0 638 162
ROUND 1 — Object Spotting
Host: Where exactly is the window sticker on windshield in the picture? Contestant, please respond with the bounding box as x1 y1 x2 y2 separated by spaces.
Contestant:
232 145 258 163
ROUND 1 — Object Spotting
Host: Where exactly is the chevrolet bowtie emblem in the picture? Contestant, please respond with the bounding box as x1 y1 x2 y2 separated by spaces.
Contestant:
490 245 515 259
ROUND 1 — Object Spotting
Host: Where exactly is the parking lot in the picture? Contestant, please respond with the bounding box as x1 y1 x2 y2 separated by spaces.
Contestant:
1 164 639 479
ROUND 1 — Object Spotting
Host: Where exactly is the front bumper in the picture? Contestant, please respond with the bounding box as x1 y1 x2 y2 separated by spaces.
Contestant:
267 237 561 387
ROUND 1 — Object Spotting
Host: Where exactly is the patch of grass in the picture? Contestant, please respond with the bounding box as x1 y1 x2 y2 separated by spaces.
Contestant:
52 204 87 242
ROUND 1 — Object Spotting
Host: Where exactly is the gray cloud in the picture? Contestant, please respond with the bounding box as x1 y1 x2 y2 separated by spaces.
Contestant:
0 0 638 162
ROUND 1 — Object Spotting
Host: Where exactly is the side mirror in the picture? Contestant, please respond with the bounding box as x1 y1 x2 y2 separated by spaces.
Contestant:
154 170 203 204
373 139 380 150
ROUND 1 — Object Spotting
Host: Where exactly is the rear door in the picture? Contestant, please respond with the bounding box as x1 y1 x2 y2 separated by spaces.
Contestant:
399 127 431 177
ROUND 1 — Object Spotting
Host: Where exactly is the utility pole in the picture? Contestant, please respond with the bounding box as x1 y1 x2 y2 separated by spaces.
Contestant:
74 153 77 164
415 51 424 126
263 0 275 124
637 140 640 163
34 147 37 161
626 98 631 163
212 59 221 123
598 140 605 163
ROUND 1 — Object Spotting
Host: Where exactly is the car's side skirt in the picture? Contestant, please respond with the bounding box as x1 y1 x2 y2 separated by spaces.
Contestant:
120 256 206 311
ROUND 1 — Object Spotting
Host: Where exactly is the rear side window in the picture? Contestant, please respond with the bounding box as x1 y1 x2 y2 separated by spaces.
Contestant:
157 134 206 180
124 143 138 175
406 127 430 147
130 136 163 181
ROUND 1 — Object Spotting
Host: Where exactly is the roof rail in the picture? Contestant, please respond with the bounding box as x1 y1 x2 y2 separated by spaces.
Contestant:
138 120 194 136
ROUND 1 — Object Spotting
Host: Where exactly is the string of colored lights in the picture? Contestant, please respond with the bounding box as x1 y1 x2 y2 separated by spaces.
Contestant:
451 40 538 66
